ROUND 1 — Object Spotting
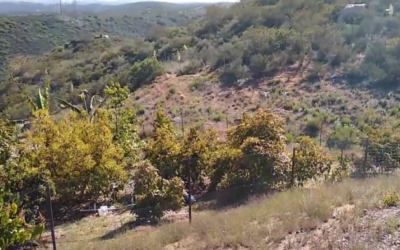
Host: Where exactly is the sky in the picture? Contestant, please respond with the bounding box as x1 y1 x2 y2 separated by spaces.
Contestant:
0 0 239 3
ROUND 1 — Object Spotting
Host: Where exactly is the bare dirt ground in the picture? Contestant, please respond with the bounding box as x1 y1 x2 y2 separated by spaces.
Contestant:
131 60 387 142
278 205 400 250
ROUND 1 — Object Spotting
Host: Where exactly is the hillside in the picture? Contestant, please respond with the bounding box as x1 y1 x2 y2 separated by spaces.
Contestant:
4 1 400 249
0 14 146 76
3 0 400 150
0 1 223 77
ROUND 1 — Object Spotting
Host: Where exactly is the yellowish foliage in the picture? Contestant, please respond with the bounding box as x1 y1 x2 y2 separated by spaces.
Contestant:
132 162 184 220
290 137 333 186
145 107 181 179
221 110 288 188
20 110 128 200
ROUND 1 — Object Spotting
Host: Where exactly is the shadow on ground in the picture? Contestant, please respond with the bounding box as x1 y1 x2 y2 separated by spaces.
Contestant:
100 218 158 240
194 183 273 212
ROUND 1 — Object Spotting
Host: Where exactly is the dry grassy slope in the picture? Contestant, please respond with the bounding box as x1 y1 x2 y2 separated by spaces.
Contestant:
132 59 386 141
45 176 400 250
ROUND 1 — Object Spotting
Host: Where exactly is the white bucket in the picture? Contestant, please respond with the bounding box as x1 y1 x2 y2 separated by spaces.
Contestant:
98 206 108 216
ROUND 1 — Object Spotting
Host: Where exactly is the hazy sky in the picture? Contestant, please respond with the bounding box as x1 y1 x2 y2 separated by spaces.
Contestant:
0 0 239 3
104 0 239 3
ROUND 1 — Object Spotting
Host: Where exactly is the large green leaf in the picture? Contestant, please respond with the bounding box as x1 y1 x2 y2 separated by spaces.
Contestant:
55 97 82 114
10 203 17 215
90 97 107 123
26 95 38 112
31 224 45 239
37 89 45 110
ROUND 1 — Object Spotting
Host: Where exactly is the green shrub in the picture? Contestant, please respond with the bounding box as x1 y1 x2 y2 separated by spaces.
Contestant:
130 58 164 90
383 192 400 207
180 60 202 75
285 133 294 143
136 104 145 116
169 87 176 95
305 119 321 138
326 125 357 150
283 101 293 111
293 104 301 113
190 77 207 91
341 116 352 126
390 107 399 116
0 188 45 250
132 163 184 221
249 54 267 77
212 113 225 122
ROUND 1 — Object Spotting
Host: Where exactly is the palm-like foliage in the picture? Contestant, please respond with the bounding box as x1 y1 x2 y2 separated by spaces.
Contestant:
55 91 107 123
24 74 50 112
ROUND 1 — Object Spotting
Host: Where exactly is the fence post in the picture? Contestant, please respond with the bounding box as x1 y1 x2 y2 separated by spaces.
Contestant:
226 113 229 130
291 148 296 188
340 148 344 166
188 158 192 224
46 182 57 250
362 138 369 177
181 109 185 137
319 122 323 146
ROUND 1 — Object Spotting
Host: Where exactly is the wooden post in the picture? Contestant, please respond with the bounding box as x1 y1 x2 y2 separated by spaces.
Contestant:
181 109 185 137
341 148 344 166
226 113 229 130
46 183 57 250
319 122 323 146
362 138 369 177
291 148 296 188
188 158 192 224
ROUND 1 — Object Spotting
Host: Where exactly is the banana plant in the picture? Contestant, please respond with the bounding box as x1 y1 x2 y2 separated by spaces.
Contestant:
55 91 107 123
24 74 51 112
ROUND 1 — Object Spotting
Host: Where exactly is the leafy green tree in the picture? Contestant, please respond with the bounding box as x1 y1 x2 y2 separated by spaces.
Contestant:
180 127 210 190
145 107 181 179
132 163 184 221
208 145 242 191
327 124 358 150
19 110 128 201
221 110 287 187
112 108 144 166
103 81 138 147
0 188 44 250
292 136 333 186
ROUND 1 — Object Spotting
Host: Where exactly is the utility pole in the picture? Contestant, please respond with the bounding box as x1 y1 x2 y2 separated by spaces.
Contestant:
59 0 63 15
73 0 78 18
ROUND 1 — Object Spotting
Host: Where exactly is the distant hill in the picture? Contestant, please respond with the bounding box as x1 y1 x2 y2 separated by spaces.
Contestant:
0 14 151 76
0 1 232 77
0 1 234 16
